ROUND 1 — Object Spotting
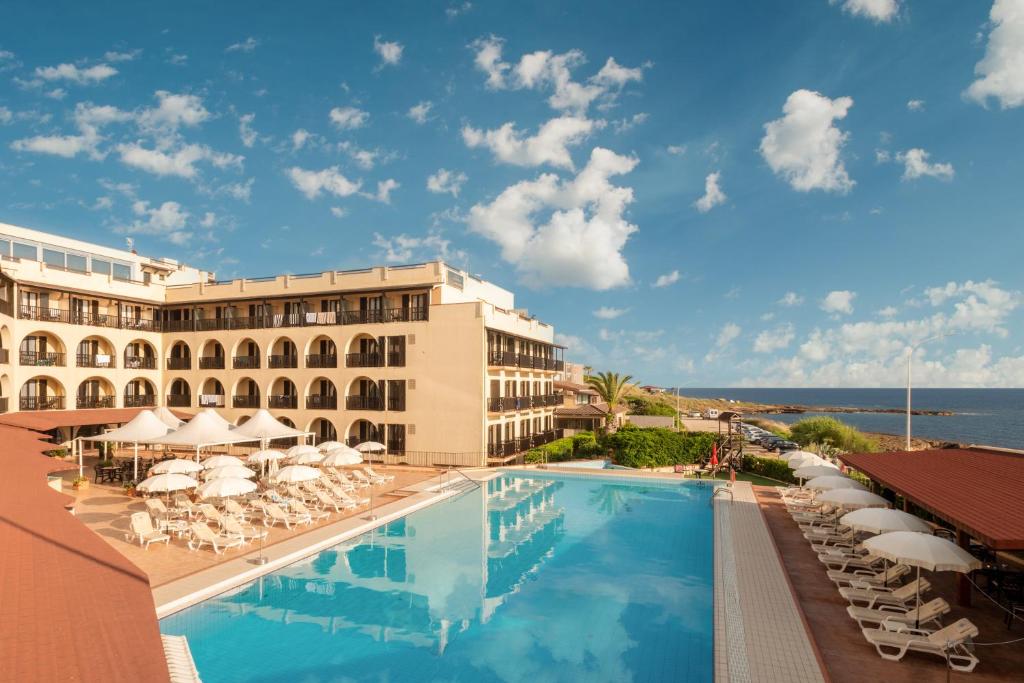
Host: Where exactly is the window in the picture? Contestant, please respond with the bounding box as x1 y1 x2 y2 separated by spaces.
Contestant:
66 253 87 272
0 239 9 256
13 242 37 260
112 263 132 281
91 258 111 275
43 249 64 267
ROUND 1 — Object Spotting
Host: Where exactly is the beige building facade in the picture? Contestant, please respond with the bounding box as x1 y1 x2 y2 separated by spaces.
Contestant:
0 222 564 466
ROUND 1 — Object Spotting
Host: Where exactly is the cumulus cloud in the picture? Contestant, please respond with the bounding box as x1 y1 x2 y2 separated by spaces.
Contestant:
287 166 362 199
407 100 433 124
291 128 311 151
965 0 1024 109
372 231 465 264
225 37 259 53
238 113 257 147
760 89 855 193
119 199 191 245
653 270 680 288
329 106 369 130
593 306 628 320
35 62 117 84
427 168 468 197
136 91 210 132
117 143 242 179
778 291 805 307
104 49 141 62
754 323 795 353
10 102 131 160
906 99 925 111
373 35 403 67
830 0 900 22
666 144 687 156
821 290 857 315
694 171 727 212
705 322 741 362
371 178 399 204
462 115 598 169
897 148 954 181
467 147 638 290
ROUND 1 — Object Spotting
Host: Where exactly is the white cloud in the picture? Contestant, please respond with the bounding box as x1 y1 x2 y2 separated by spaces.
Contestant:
0 106 11 125
104 49 141 62
238 113 257 147
329 106 369 130
407 101 433 124
821 290 856 315
446 2 473 19
778 291 805 307
467 147 638 290
200 212 216 228
906 99 925 111
10 102 131 160
760 89 855 193
831 0 900 22
653 270 680 288
592 57 646 89
427 168 468 197
225 37 259 53
287 166 362 199
754 323 795 353
330 207 346 218
897 148 954 181
117 143 242 179
469 35 510 89
878 306 899 317
462 115 598 169
372 231 465 264
965 0 1024 109
217 178 254 202
45 88 66 100
666 144 687 156
291 128 310 151
611 112 648 133
371 178 399 204
373 35 403 67
34 62 117 84
593 306 628 320
705 323 742 362
694 171 727 213
119 199 191 245
167 53 188 66
137 91 210 132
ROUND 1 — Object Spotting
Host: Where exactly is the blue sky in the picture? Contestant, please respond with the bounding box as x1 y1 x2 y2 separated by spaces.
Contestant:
1 0 1022 387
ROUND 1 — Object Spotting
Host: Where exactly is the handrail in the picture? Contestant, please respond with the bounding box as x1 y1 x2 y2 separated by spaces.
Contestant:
442 467 479 494
710 487 733 507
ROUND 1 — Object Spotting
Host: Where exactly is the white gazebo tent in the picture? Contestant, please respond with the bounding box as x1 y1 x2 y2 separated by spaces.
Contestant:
232 409 313 450
80 409 172 480
140 411 258 462
152 406 186 429
198 408 235 430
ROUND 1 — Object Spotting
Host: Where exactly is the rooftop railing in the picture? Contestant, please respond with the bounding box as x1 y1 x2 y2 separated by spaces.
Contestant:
124 395 156 408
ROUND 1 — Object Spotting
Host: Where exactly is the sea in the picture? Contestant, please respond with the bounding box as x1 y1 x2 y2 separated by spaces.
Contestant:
676 388 1024 450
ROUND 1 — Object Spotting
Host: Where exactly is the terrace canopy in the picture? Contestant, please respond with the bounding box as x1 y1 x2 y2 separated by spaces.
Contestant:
141 411 257 461
232 409 313 447
81 409 172 480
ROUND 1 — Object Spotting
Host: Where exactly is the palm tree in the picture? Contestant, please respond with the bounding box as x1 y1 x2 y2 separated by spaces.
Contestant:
585 371 634 412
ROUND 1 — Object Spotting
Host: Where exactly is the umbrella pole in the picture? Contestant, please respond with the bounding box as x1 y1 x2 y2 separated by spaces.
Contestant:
133 442 139 483
915 565 922 628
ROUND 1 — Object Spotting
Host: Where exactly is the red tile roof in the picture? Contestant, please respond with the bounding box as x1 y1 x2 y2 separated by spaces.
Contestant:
0 407 187 431
0 424 170 682
840 447 1024 550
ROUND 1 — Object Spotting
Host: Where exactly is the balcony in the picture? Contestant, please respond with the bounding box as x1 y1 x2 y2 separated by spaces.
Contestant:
0 349 8 364
341 307 428 325
18 305 160 331
487 350 563 371
199 395 225 408
76 353 115 369
233 394 260 409
77 395 115 409
306 394 338 410
487 395 560 412
0 397 8 413
124 395 156 408
346 395 383 411
233 355 260 370
166 394 191 407
268 355 298 369
20 396 65 411
306 353 337 368
167 357 191 371
487 429 564 457
199 356 225 370
346 352 383 368
387 396 406 411
124 355 157 370
20 351 66 367
387 352 406 367
268 394 297 409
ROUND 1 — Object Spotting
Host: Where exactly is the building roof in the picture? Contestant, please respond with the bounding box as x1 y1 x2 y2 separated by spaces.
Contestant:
553 380 598 395
0 424 170 681
555 403 609 417
840 447 1024 550
0 407 188 432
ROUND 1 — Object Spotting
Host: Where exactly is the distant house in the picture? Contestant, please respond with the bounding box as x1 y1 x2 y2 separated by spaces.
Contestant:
639 385 661 394
553 380 627 434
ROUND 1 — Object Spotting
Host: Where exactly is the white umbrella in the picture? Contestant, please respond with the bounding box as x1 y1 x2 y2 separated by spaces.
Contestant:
286 444 320 459
355 441 386 452
204 465 256 480
153 406 186 429
805 475 865 492
864 531 982 626
150 459 204 475
793 464 840 480
198 408 234 429
322 449 363 467
137 473 199 493
840 508 933 535
787 453 829 469
816 489 890 510
198 477 257 499
203 455 245 469
292 451 324 465
272 465 321 484
317 441 345 452
247 449 286 464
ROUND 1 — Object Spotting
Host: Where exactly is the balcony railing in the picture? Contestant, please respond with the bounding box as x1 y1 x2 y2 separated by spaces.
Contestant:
487 395 560 412
124 395 156 408
268 394 297 409
306 353 337 368
268 355 298 369
387 396 406 411
18 305 160 331
233 355 260 370
233 394 260 409
124 355 156 370
76 353 115 369
20 396 65 411
0 349 8 364
487 429 564 457
487 350 563 371
306 395 338 410
77 395 114 409
387 352 406 367
20 351 66 367
346 395 383 411
199 356 225 370
346 352 383 368
166 394 191 407
341 307 428 325
0 397 8 413
167 357 191 370
199 395 225 408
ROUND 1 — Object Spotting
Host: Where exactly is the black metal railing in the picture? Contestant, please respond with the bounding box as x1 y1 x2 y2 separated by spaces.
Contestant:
387 396 406 411
124 395 156 408
77 395 114 409
268 394 297 409
167 357 191 370
268 355 298 369
20 351 65 367
233 395 260 408
306 353 337 368
346 352 383 368
124 355 156 370
346 395 383 410
166 394 191 407
18 305 160 331
306 395 338 410
233 355 260 370
486 350 563 371
387 352 406 367
76 353 115 368
487 429 564 457
20 396 65 411
487 395 560 412
198 395 225 408
199 356 225 370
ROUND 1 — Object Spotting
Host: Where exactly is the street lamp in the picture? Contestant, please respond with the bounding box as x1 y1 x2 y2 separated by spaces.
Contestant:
905 333 951 450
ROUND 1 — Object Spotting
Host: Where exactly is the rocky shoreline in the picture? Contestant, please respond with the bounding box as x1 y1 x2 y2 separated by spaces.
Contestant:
756 405 954 417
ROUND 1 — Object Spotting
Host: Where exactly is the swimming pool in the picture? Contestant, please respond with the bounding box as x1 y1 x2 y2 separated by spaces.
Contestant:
160 472 716 682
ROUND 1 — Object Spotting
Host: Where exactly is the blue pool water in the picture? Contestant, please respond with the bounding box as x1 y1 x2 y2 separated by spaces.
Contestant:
160 472 716 682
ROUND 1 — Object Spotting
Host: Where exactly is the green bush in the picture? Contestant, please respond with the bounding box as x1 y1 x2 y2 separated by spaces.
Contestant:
45 448 68 458
525 437 575 463
572 431 601 456
602 427 716 469
741 455 795 484
789 416 877 453
626 397 677 416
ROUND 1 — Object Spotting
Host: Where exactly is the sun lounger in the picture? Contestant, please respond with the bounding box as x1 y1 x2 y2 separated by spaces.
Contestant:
286 484 319 504
818 552 884 572
337 488 369 508
172 493 199 518
263 502 312 529
839 578 932 608
128 512 171 548
224 499 252 522
197 503 228 528
222 515 268 544
349 470 376 487
810 540 864 555
290 499 330 521
324 467 357 490
364 466 395 484
145 498 177 520
827 563 910 587
315 490 354 513
846 597 951 629
187 522 243 554
861 617 979 672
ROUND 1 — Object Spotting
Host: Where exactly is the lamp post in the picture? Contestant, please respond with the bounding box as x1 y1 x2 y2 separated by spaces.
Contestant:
905 333 949 451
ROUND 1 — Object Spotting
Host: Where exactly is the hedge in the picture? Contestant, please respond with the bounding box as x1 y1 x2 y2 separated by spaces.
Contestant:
601 426 715 469
789 416 877 453
525 431 604 464
741 455 795 484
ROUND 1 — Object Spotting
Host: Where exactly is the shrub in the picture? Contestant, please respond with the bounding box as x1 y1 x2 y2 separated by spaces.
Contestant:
45 448 68 458
626 397 677 416
603 427 716 469
525 437 575 463
572 431 601 457
741 455 795 484
789 416 877 453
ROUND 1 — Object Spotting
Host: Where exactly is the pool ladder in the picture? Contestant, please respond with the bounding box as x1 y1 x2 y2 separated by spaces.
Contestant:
710 487 733 507
441 467 480 496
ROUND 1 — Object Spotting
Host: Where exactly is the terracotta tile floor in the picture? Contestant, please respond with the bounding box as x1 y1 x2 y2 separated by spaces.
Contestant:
754 486 1024 682
57 459 440 587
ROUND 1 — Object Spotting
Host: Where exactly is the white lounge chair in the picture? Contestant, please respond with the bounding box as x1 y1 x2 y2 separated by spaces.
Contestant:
337 488 369 508
314 489 354 513
846 597 950 629
290 499 330 522
839 577 932 609
172 493 199 519
324 467 356 490
349 470 376 487
364 466 395 484
818 552 885 572
128 512 170 549
263 502 311 529
224 499 252 522
861 617 979 672
197 503 228 528
827 563 910 588
222 515 268 544
187 522 243 554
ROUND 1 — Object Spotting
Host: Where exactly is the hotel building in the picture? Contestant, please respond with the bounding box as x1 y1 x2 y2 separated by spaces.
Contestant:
0 222 565 466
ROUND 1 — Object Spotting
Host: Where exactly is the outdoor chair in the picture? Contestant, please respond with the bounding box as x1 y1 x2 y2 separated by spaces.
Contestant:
290 499 330 522
818 552 885 572
827 563 910 588
262 502 311 529
187 522 243 554
222 516 268 544
127 512 170 549
172 494 199 519
314 489 353 513
363 466 394 484
861 617 980 672
839 578 932 609
349 470 376 487
846 597 950 629
224 499 252 522
197 504 228 528
336 488 369 508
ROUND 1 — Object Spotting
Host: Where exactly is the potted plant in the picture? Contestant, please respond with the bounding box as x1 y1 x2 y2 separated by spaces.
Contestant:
72 476 89 490
122 482 136 497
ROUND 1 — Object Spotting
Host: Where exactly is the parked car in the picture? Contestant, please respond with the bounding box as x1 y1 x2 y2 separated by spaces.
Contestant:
776 440 799 452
